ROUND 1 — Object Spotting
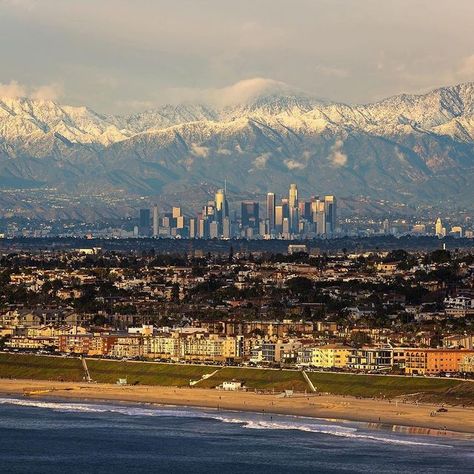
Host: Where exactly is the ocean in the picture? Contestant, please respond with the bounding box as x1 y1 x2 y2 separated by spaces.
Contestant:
0 397 472 473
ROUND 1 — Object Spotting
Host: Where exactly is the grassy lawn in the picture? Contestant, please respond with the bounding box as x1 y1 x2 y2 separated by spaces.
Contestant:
1 353 471 404
86 359 216 386
198 367 308 391
0 353 84 382
307 371 463 398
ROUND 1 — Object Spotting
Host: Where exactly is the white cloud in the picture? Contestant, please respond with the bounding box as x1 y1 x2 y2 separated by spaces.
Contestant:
0 80 62 101
0 80 26 98
284 159 306 170
253 152 271 169
31 83 62 101
328 139 348 167
166 77 296 107
190 143 209 158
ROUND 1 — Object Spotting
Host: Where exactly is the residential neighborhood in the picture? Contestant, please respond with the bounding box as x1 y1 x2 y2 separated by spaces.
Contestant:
1 246 473 376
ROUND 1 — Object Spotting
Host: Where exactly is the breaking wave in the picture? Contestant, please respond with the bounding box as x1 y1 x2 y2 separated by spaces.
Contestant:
0 397 451 448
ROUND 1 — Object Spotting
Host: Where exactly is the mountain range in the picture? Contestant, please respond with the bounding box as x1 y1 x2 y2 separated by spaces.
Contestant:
1 81 474 214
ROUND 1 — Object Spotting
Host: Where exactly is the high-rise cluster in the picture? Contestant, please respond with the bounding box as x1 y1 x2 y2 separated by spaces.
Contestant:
137 183 337 239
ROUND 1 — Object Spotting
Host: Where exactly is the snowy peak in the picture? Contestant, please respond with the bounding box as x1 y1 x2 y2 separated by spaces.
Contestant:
0 96 129 147
1 81 474 161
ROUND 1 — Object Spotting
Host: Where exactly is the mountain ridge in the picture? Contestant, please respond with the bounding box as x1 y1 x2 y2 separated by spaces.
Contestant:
0 81 474 210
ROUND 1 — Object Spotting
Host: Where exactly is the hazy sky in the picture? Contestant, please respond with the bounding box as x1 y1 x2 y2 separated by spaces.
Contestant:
1 0 474 113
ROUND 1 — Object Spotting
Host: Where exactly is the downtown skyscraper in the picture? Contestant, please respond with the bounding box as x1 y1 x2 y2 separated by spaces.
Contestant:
136 183 337 240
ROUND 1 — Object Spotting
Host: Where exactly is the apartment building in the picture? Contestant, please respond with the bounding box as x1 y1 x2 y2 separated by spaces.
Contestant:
347 347 393 371
297 345 351 368
250 339 301 365
404 349 474 375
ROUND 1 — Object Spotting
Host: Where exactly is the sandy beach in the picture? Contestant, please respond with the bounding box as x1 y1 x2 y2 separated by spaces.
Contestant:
0 378 473 439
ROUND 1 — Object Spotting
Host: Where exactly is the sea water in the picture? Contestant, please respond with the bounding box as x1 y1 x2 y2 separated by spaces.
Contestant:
0 397 472 473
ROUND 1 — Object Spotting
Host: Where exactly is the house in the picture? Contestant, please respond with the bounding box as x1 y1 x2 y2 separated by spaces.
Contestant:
218 380 245 391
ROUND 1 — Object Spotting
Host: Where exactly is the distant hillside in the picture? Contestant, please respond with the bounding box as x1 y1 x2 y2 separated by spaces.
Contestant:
1 82 474 213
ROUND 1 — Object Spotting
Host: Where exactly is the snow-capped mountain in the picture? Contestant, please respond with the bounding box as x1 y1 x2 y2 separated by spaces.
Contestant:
1 82 474 208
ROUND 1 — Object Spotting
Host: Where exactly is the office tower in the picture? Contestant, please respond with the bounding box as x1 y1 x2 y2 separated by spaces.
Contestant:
198 216 209 239
281 198 289 217
282 217 290 236
299 201 312 221
198 217 205 238
203 203 215 218
275 205 283 233
172 207 182 218
241 201 259 229
209 221 219 239
139 208 151 237
222 217 231 239
289 183 298 208
162 215 171 228
324 195 337 235
435 218 443 237
214 188 229 235
266 192 275 232
189 218 196 239
288 183 298 233
259 220 266 237
176 215 185 229
215 188 229 219
312 198 326 235
152 205 159 237
289 206 299 234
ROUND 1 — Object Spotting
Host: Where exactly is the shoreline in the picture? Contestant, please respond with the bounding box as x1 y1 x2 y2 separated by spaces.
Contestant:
0 378 473 440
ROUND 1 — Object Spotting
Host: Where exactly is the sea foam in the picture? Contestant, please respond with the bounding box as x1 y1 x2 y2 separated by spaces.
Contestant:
0 397 452 448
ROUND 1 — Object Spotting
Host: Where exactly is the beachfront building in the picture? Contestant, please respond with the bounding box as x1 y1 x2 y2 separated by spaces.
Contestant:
58 334 118 356
144 333 244 363
459 355 474 373
109 336 144 359
404 348 474 375
347 347 393 371
180 334 244 363
144 334 181 360
297 345 352 368
5 336 57 351
249 339 302 365
218 380 245 391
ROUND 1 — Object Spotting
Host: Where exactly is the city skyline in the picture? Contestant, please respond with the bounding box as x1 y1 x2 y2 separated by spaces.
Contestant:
1 2 474 471
135 183 338 240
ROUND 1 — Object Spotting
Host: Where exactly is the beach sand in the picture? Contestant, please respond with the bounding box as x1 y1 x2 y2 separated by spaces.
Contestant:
0 378 473 438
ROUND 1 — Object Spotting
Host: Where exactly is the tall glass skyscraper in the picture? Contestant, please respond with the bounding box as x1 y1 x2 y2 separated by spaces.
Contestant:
266 192 275 232
214 188 229 235
139 208 151 236
289 183 298 208
324 195 337 235
241 201 259 229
